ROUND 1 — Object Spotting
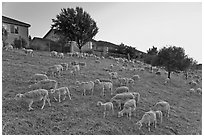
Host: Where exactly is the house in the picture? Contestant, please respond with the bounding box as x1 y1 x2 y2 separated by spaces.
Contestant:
2 15 31 47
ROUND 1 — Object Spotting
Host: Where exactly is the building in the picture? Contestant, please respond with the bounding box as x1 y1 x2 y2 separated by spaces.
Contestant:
2 16 31 47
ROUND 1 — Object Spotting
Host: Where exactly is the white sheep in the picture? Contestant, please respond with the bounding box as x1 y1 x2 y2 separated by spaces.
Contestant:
110 92 135 110
94 79 113 96
126 78 135 87
58 52 64 58
189 80 197 88
97 101 114 118
188 88 195 94
118 99 136 120
70 64 80 75
22 48 34 56
132 75 140 81
153 100 170 118
109 72 118 79
29 79 58 92
51 87 72 102
47 65 63 77
75 81 94 96
118 78 127 86
50 51 58 57
30 73 48 83
196 88 202 95
14 89 51 111
61 63 69 71
3 44 13 51
114 86 129 94
135 110 157 132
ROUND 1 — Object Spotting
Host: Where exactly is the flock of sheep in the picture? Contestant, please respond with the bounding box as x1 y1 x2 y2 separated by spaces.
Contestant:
8 48 202 132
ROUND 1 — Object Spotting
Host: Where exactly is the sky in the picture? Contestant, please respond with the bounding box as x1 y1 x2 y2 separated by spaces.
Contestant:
2 1 202 63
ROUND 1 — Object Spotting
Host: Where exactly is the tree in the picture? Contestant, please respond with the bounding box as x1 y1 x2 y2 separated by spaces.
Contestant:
157 46 193 79
52 7 98 52
147 46 158 55
2 26 8 47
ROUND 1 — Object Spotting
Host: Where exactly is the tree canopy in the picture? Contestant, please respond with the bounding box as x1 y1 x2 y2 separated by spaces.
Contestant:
52 7 98 52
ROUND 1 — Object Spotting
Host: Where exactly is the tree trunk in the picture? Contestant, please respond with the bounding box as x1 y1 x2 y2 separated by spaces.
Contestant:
168 71 171 79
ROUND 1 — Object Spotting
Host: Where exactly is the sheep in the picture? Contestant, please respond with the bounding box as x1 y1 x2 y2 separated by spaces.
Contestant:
110 92 136 110
47 65 63 77
78 62 87 67
70 64 80 75
50 51 58 57
97 101 114 118
61 63 69 71
3 44 13 51
189 80 197 87
153 100 170 118
30 73 48 83
109 72 118 79
188 88 195 94
155 71 161 75
126 78 135 87
114 86 129 95
29 79 58 92
58 52 64 58
94 79 113 96
118 99 137 120
196 88 202 95
14 89 51 111
118 78 127 86
22 48 34 56
131 92 140 106
135 110 157 132
75 81 94 96
51 87 72 102
132 75 140 81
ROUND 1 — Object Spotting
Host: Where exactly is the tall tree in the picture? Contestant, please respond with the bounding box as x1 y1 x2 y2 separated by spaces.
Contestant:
52 7 98 52
157 46 193 79
147 46 158 55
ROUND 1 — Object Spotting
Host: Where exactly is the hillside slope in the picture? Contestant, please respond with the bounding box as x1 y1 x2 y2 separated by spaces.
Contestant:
2 50 202 135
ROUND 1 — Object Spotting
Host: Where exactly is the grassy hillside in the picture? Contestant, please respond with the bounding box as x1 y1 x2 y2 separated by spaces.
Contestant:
2 49 202 135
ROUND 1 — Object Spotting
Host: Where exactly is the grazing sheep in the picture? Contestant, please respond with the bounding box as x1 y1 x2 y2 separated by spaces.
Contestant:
126 78 135 87
132 75 140 81
131 92 140 106
188 88 195 94
14 89 51 111
75 81 94 96
3 44 13 51
118 78 127 86
47 65 63 77
22 48 34 56
50 51 58 57
110 92 135 110
188 80 197 87
94 79 113 96
30 73 48 83
153 100 170 118
61 63 69 71
118 99 137 120
97 101 114 118
29 79 58 92
135 110 157 132
114 86 129 94
51 87 72 102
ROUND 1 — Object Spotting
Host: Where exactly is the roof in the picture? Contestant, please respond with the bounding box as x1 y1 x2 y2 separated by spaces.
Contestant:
2 16 31 27
43 28 54 39
32 37 55 43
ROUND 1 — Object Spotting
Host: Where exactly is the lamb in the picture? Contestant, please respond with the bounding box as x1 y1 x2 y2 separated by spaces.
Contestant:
114 86 129 94
118 99 137 120
94 79 113 96
132 75 140 81
29 79 58 92
97 101 114 118
61 63 69 71
118 78 127 86
51 87 72 102
75 81 94 96
188 88 195 94
50 51 58 57
70 64 80 75
126 78 135 87
135 110 157 132
189 80 197 87
30 73 48 83
153 100 170 118
3 44 13 51
14 89 51 111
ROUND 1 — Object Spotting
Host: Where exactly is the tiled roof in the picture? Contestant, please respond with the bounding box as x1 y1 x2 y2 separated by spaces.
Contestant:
2 16 31 27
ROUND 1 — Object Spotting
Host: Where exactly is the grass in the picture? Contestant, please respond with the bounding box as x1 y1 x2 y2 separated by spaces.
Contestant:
2 49 202 135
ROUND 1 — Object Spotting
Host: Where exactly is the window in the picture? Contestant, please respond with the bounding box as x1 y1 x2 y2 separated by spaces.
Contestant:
10 25 19 34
